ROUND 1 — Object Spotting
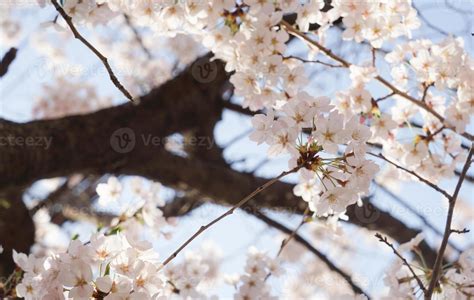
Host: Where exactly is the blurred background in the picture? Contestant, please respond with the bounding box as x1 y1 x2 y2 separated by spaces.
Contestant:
0 0 473 298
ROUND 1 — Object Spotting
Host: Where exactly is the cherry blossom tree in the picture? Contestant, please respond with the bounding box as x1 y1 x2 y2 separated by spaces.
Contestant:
0 0 473 299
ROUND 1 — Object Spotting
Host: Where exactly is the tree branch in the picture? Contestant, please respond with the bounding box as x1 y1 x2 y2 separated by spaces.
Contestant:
161 165 301 266
50 0 135 102
280 20 474 141
0 55 228 189
0 48 17 78
374 181 462 252
0 53 440 267
0 188 34 277
368 152 451 199
251 209 369 297
123 14 153 59
425 143 474 299
375 233 426 293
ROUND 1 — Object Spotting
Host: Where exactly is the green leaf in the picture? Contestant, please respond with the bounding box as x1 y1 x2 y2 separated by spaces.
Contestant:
107 226 122 236
0 198 11 209
104 263 111 276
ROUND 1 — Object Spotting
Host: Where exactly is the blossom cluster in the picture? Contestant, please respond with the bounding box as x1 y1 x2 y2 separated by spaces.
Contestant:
21 0 471 242
386 37 473 134
13 233 160 299
13 232 221 299
337 0 420 47
32 77 112 119
378 36 473 185
228 247 282 300
382 235 474 299
164 243 222 299
95 177 172 249
28 0 389 219
11 175 222 300
2 0 473 298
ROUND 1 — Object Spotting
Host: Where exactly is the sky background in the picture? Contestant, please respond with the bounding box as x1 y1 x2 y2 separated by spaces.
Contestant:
1 0 473 298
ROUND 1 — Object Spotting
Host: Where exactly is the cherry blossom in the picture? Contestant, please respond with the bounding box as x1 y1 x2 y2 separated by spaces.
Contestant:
96 177 122 206
3 0 473 299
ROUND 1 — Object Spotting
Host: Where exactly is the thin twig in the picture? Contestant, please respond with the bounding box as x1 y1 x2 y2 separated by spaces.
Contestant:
368 152 451 199
421 83 433 103
424 126 445 142
50 0 135 102
374 76 473 141
371 47 376 67
374 181 462 252
264 208 310 281
413 3 450 36
160 165 302 266
251 210 369 297
367 139 474 183
123 14 153 59
283 55 344 68
425 144 474 299
375 92 395 102
276 209 309 257
0 47 17 78
450 228 469 234
280 20 474 142
281 20 350 68
251 158 270 174
375 233 427 293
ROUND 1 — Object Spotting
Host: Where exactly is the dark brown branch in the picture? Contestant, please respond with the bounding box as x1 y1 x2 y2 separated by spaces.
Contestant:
424 126 445 141
30 179 70 215
280 19 474 141
161 194 203 218
161 165 301 266
0 48 17 78
371 47 376 67
222 101 258 116
454 169 474 183
368 153 451 199
275 209 309 258
375 181 462 252
50 0 135 102
251 210 369 297
421 83 433 103
367 141 474 184
450 228 469 234
263 208 309 282
0 55 228 188
123 14 153 59
375 92 395 102
283 55 344 68
375 233 427 293
425 144 474 299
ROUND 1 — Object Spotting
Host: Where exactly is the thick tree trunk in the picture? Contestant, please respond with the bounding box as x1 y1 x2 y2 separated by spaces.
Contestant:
0 188 34 278
0 57 229 189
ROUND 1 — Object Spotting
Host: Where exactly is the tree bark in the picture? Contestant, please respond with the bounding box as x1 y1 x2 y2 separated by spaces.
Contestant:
0 56 229 189
0 188 34 278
